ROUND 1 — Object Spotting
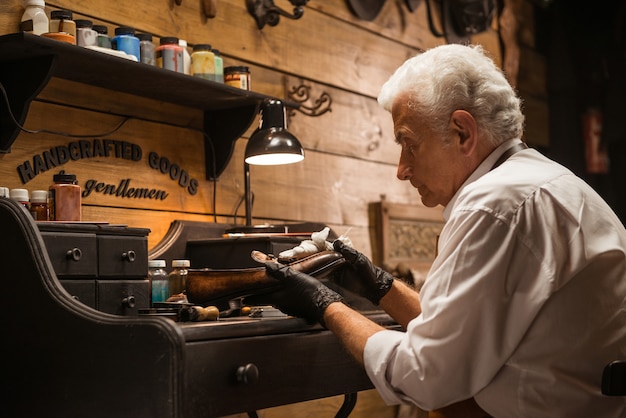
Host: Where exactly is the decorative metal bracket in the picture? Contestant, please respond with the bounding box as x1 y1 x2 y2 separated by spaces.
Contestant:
246 0 309 30
287 83 332 118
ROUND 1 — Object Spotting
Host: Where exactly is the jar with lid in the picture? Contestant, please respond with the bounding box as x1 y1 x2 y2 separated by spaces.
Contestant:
9 188 29 210
30 190 49 221
168 259 190 301
93 25 112 48
0 187 9 198
19 0 49 36
49 171 81 221
212 49 224 83
49 10 76 37
191 44 215 81
224 66 251 90
156 37 184 73
136 33 155 66
112 26 140 61
75 19 97 47
149 259 169 304
178 39 191 75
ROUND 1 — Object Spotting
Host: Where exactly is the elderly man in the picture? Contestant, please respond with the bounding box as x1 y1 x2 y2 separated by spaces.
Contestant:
254 44 626 417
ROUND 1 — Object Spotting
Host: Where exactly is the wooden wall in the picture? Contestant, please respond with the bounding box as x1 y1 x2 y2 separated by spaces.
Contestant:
0 1 545 416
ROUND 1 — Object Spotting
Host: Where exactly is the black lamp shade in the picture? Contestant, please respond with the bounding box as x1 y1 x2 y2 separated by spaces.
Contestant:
244 99 304 165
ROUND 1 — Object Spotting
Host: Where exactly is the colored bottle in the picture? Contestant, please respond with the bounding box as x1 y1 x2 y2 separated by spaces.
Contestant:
49 10 76 37
19 0 49 35
168 259 190 301
9 188 29 210
112 26 140 61
156 37 184 73
212 49 224 83
29 190 49 221
49 171 81 221
149 259 169 304
224 66 251 90
93 25 112 48
75 19 97 47
137 33 156 66
178 39 191 75
191 44 215 81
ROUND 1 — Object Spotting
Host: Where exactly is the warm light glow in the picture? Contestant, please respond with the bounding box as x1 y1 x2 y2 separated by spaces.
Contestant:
245 153 304 165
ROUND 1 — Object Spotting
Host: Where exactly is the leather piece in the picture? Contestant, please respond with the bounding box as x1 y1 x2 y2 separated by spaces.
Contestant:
186 250 346 307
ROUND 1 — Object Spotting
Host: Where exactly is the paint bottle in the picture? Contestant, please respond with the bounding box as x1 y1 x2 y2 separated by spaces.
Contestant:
224 66 251 90
178 39 191 75
29 190 49 221
0 187 9 198
156 37 184 73
212 49 224 83
112 26 140 61
49 10 76 37
93 25 112 48
149 259 169 304
137 32 156 66
191 44 215 81
19 0 49 36
168 259 190 301
75 19 97 47
9 188 29 211
49 171 81 221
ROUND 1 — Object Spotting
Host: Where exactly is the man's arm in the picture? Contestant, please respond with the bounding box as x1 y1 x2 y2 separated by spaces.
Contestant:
324 279 422 365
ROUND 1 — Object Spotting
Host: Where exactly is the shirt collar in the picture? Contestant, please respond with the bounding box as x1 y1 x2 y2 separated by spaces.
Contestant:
442 138 523 221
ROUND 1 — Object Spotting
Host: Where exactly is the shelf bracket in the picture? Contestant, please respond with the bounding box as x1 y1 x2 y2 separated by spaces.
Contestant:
0 55 55 153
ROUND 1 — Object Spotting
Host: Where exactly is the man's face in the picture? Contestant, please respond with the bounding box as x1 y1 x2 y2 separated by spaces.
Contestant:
392 96 468 208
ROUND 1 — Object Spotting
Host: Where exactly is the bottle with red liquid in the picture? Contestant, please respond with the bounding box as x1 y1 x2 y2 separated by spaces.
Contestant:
49 171 81 221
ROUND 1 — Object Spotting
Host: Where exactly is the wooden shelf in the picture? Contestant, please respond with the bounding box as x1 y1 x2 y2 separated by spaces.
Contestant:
0 32 277 179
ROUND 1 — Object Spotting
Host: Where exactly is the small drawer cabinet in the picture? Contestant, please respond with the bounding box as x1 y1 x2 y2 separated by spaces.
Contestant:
37 222 151 315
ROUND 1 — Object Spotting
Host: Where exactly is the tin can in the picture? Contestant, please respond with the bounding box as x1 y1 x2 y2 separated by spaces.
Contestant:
224 66 250 90
156 37 184 73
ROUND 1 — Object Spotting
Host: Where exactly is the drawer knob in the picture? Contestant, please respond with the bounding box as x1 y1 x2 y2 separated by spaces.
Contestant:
121 250 136 262
236 363 259 385
122 295 136 308
66 247 82 261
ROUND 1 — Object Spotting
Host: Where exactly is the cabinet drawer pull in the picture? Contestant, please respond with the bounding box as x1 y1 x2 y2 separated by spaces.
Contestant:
121 250 136 262
66 247 82 261
122 295 136 308
236 363 259 385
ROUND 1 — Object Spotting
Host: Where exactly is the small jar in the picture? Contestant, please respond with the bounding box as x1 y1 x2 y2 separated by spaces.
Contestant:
168 259 190 301
224 66 251 90
156 37 184 73
149 259 169 304
112 26 140 61
93 25 112 48
178 39 191 75
49 10 76 37
75 19 97 47
49 171 81 221
137 33 156 66
191 44 215 81
29 190 49 221
9 188 29 210
0 187 9 198
212 49 224 83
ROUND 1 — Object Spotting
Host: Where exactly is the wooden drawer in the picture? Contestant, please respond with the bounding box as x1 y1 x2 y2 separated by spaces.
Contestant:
97 279 151 315
183 330 373 417
98 235 148 278
41 232 98 278
60 279 96 309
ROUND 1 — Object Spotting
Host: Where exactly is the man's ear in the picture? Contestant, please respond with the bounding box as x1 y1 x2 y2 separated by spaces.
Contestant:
450 110 478 155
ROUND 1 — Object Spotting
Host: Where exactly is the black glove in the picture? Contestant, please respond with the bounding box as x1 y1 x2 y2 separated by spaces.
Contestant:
332 240 394 305
247 262 344 326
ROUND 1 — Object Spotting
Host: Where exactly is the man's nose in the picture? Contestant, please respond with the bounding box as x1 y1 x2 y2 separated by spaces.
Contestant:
397 161 412 181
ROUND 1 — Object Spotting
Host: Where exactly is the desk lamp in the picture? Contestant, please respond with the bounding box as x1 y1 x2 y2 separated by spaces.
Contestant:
244 98 304 226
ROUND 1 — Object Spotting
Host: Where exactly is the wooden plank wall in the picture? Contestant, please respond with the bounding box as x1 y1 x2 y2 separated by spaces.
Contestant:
0 1 545 416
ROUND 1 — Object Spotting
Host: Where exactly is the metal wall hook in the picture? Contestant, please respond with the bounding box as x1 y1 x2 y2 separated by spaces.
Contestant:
287 83 332 117
246 0 309 29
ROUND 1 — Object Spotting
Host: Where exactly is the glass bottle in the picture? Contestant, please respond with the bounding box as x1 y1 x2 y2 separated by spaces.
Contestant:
156 36 184 73
49 9 76 37
19 0 49 36
112 26 140 61
49 171 81 221
168 259 190 301
29 190 49 221
9 188 29 210
137 32 156 66
212 49 224 83
149 259 169 304
93 25 112 48
191 44 215 81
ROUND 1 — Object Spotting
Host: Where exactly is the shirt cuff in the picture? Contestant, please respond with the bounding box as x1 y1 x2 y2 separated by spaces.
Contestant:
363 329 410 405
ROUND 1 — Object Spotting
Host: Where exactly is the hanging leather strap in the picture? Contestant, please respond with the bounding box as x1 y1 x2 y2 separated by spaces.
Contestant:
491 142 528 170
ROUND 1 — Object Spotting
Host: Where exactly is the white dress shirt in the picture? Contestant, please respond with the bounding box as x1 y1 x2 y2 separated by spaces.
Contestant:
364 139 626 417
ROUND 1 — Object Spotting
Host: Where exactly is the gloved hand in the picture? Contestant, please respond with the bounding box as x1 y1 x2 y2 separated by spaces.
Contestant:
246 262 344 326
332 240 394 305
